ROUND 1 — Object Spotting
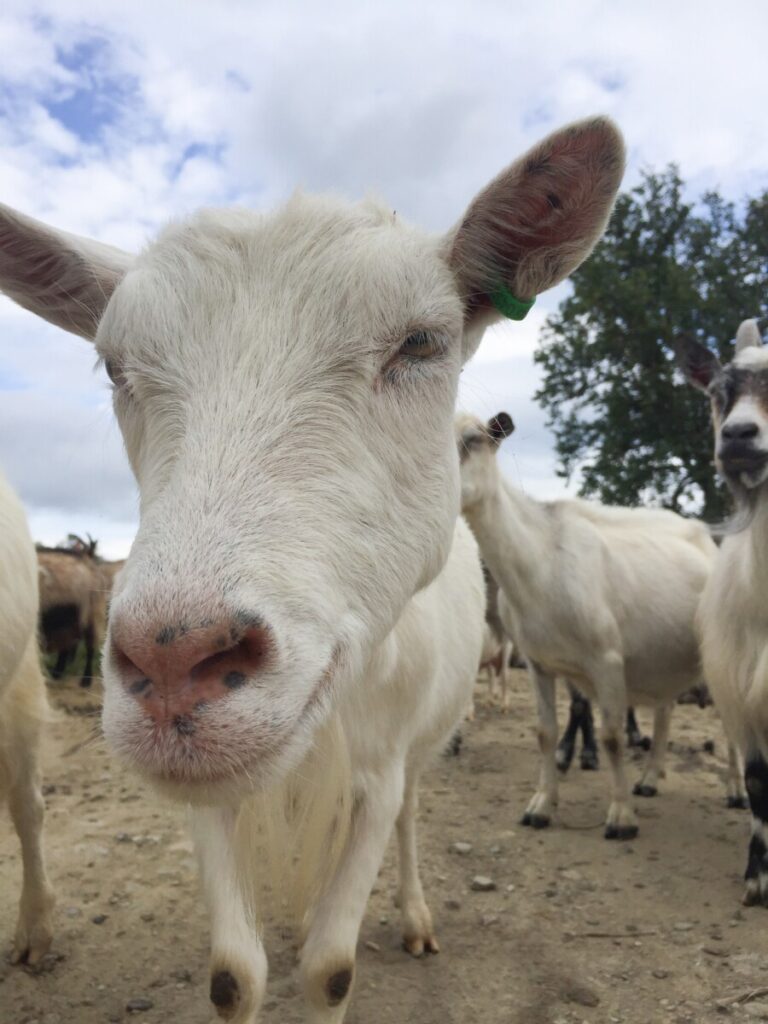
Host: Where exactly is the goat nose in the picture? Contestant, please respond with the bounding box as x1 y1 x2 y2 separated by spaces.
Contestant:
110 614 272 725
722 421 760 441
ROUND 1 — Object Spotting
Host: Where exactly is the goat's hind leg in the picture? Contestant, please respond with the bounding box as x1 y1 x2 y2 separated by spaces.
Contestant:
727 742 749 809
522 663 558 828
593 654 638 840
634 704 672 798
189 805 267 1024
6 650 55 966
743 753 768 906
556 682 580 774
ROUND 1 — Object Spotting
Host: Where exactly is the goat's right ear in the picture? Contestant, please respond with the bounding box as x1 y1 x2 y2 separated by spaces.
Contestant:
0 204 133 340
487 412 515 444
673 333 721 392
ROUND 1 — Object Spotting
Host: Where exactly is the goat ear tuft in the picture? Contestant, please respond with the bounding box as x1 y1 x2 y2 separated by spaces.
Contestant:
673 333 721 392
487 412 515 444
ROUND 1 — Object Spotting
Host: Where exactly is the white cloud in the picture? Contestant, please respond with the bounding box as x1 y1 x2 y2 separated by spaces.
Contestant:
0 0 765 553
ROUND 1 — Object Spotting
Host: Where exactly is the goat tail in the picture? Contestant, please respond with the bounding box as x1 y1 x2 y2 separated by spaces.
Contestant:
233 712 353 935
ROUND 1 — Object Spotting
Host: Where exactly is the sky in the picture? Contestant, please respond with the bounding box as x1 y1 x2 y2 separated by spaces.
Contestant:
0 0 766 558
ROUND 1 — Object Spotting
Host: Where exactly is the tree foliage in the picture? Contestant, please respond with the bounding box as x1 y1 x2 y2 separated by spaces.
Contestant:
534 167 768 520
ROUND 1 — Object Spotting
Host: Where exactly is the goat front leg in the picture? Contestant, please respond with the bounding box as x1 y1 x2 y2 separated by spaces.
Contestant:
522 663 558 829
189 805 267 1024
300 769 404 1024
744 753 768 906
396 772 437 957
634 704 672 797
593 654 637 840
7 753 55 966
727 742 749 809
499 641 512 712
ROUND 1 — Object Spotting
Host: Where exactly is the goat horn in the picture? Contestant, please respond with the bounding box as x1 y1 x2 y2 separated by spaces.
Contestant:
735 318 764 352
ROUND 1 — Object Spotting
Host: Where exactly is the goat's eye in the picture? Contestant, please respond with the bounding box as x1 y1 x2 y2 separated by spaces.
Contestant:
104 358 125 387
398 331 442 359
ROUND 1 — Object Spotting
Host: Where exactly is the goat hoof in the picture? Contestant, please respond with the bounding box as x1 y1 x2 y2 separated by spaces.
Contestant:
727 795 749 810
742 879 768 907
210 970 240 1019
580 750 599 771
521 812 550 829
555 756 572 775
633 783 657 798
402 933 440 957
604 823 638 841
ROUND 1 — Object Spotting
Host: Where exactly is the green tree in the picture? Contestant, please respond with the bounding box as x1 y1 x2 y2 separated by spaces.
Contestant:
534 167 768 520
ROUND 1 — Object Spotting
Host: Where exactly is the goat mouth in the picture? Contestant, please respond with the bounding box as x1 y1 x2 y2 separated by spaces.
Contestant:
107 651 340 790
719 448 768 487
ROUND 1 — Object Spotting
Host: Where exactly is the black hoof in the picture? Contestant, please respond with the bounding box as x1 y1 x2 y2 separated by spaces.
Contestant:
556 756 572 775
604 823 639 841
633 783 657 798
210 970 240 1016
521 812 550 829
580 750 599 771
727 795 749 810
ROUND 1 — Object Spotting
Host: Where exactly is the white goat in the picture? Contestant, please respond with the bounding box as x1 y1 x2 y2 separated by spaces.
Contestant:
457 411 735 840
0 116 624 1022
676 319 768 905
0 470 54 964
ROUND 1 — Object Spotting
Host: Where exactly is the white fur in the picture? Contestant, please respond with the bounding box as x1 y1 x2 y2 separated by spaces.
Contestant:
0 117 625 1021
457 412 723 837
0 470 54 965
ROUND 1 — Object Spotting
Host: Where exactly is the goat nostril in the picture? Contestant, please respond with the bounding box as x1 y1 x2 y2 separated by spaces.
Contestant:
724 421 760 441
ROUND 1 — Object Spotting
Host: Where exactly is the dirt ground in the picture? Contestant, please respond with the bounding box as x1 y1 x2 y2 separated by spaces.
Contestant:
3 670 768 1024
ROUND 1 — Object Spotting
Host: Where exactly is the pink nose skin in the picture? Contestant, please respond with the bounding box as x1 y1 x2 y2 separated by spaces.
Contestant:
110 615 272 730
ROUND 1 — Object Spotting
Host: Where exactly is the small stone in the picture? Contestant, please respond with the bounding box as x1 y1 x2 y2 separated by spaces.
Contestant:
444 899 461 911
364 941 380 952
64 906 82 918
126 997 154 1012
489 844 502 855
506 884 516 892
450 842 473 856
471 876 496 892
480 913 499 927
652 969 669 979
562 981 600 1008
115 832 133 843
91 914 107 925
674 922 694 932
171 968 192 982
140 912 155 923
378 915 389 926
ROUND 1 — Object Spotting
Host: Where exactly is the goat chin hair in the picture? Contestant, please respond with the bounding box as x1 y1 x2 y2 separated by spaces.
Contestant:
232 711 353 939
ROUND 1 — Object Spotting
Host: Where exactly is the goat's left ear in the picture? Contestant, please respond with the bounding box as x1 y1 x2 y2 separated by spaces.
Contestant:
673 333 722 392
487 412 515 445
0 204 133 340
446 116 625 360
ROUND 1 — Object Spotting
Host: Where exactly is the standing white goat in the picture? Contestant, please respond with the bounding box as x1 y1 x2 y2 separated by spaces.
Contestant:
456 411 735 840
0 470 54 964
676 319 768 905
0 117 624 1022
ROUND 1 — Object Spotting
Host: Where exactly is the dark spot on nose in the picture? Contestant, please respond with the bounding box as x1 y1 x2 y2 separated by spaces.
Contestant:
174 715 196 736
224 671 247 690
215 634 228 650
210 969 239 1012
155 625 177 645
546 192 562 209
326 968 352 1006
128 678 152 696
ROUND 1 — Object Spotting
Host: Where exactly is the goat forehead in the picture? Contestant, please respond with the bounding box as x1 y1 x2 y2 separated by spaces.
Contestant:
112 196 457 359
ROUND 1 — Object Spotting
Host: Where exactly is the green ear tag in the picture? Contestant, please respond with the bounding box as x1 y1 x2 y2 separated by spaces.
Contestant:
490 283 536 321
